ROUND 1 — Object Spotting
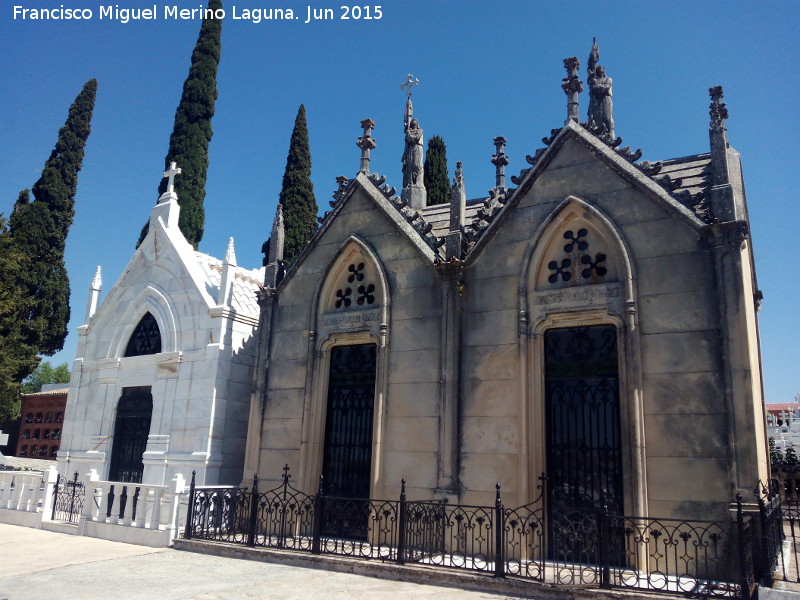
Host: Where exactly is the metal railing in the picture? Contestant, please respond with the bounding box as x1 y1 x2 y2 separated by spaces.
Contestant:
185 466 758 598
52 471 85 523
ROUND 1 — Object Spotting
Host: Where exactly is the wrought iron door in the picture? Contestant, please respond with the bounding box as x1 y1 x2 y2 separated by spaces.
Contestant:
544 325 623 562
108 387 153 483
321 344 377 538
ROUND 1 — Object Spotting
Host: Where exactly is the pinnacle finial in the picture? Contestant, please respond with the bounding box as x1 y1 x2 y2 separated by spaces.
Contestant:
90 265 102 290
561 57 583 123
224 237 236 265
491 136 509 192
709 86 728 129
357 118 377 174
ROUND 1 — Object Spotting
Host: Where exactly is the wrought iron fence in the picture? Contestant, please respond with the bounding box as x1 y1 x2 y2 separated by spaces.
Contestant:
185 466 757 599
760 469 800 587
52 471 84 523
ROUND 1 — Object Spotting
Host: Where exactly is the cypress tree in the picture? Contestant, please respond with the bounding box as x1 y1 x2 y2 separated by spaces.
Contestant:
423 135 451 205
138 0 222 249
269 104 317 263
0 213 38 422
10 79 97 356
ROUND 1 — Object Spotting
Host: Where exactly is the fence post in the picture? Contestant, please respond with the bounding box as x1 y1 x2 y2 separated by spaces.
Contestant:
494 483 505 578
279 464 290 549
312 475 324 555
50 473 62 520
41 466 58 520
736 493 753 600
397 479 407 565
166 474 186 542
247 473 259 547
185 470 196 539
77 469 98 536
599 490 611 589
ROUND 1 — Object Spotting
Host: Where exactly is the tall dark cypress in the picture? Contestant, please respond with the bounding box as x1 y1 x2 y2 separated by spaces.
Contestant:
10 79 97 356
0 214 38 422
271 104 317 263
138 0 222 249
424 135 451 205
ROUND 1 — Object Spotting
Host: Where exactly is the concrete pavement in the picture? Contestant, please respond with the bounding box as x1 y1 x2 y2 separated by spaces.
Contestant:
0 524 528 600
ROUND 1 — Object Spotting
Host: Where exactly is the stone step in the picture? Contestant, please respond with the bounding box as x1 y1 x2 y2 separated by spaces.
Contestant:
41 520 79 535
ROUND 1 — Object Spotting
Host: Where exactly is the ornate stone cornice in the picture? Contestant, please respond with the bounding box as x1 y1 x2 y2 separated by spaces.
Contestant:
256 286 277 307
433 257 465 282
701 220 749 249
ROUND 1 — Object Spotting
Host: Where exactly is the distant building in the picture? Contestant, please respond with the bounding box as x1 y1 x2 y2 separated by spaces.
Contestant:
16 385 69 460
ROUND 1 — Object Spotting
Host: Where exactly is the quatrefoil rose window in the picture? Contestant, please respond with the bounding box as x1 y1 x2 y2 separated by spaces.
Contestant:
547 229 607 284
335 262 376 309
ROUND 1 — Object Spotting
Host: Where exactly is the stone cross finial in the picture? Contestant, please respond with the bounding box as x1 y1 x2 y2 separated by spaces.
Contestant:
491 136 509 192
709 86 728 130
357 119 377 174
561 57 583 123
400 74 420 99
163 161 182 196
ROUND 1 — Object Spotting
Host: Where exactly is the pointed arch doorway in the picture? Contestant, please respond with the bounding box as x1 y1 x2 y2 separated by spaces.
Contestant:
321 343 377 538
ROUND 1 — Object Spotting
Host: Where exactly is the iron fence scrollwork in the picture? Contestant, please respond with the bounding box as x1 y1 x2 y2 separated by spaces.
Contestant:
51 471 85 523
184 466 758 599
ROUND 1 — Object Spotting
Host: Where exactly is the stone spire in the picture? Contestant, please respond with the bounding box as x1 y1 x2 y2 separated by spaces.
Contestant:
561 57 583 123
218 237 236 306
446 162 466 260
224 236 237 266
265 203 285 288
491 136 509 192
84 265 102 323
400 75 427 209
357 119 376 174
150 161 181 230
586 39 615 137
709 86 730 186
707 86 738 222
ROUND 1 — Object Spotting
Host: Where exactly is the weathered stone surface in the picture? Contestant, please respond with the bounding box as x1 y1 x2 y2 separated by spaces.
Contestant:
637 290 716 334
462 416 520 455
642 372 724 415
462 343 518 381
386 383 440 417
646 457 729 502
640 330 718 374
644 414 730 459
462 379 518 417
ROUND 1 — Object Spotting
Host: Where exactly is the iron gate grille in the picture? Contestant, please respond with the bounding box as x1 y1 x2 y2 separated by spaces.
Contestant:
108 386 153 483
52 471 85 523
321 343 377 539
544 325 623 563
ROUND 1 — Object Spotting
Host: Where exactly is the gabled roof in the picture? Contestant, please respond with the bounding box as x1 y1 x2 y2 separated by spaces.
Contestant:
278 171 446 291
463 120 711 263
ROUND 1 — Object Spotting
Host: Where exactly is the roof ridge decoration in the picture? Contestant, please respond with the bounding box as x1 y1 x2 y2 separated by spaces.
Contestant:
461 138 518 252
315 120 445 258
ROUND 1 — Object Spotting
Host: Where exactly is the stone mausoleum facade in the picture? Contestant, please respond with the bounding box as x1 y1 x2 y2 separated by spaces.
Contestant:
244 53 767 522
58 169 263 486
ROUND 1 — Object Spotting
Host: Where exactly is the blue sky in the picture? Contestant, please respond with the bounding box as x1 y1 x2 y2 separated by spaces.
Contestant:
1 0 798 403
